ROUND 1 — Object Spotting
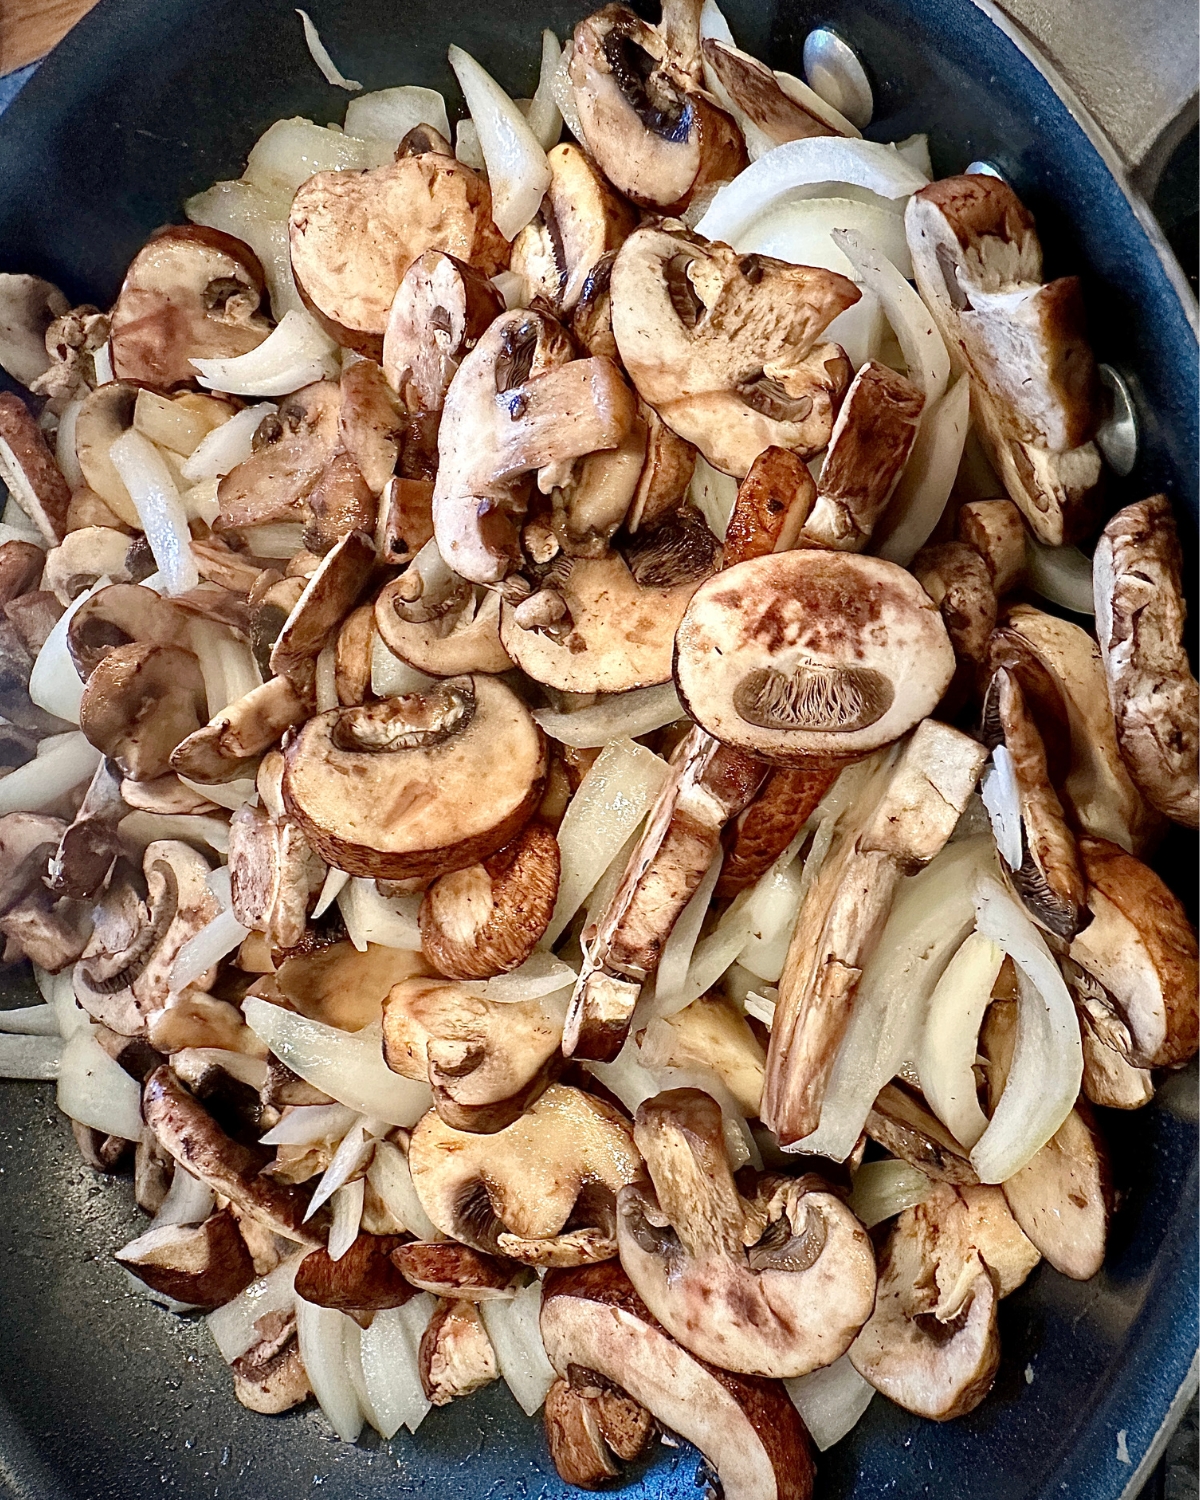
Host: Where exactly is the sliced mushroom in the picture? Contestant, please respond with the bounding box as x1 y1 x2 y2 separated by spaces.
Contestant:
115 1207 257 1308
32 302 111 403
72 1119 132 1173
0 272 69 388
0 887 91 972
337 357 403 496
569 6 746 212
571 250 620 362
723 445 816 566
170 674 310 784
0 391 71 544
1092 494 1198 829
382 977 566 1132
74 382 151 526
43 530 146 610
956 497 1026 595
271 941 427 1032
214 386 340 538
289 155 508 353
147 988 264 1057
408 1083 643 1265
905 175 1102 546
302 450 377 556
418 821 559 980
134 1126 173 1213
912 541 998 700
4 591 64 656
268 528 377 684
231 1312 312 1413
66 582 192 682
228 801 325 951
611 225 858 477
864 1082 979 1185
294 1232 414 1312
701 38 845 148
376 476 436 566
625 401 697 535
675 551 956 764
419 1297 499 1404
78 642 207 781
544 1377 622 1487
391 1241 525 1300
374 562 513 677
0 540 46 608
718 764 837 896
0 812 66 914
1074 986 1155 1111
382 249 504 414
120 774 214 816
109 225 271 388
47 757 125 900
282 675 546 880
541 1260 816 1498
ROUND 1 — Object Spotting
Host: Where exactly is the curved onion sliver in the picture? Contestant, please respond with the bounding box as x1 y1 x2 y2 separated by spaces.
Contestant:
832 227 948 400
532 681 684 748
873 373 970 566
448 45 551 240
192 309 339 398
916 930 1005 1150
1025 536 1095 615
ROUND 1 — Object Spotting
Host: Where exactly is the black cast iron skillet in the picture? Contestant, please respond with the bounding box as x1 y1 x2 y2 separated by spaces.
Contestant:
0 1 1195 1496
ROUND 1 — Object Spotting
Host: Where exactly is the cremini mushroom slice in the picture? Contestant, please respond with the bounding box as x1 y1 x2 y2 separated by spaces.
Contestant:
47 758 125 901
618 1089 876 1377
419 1297 499 1405
0 887 91 972
569 5 746 212
0 813 67 915
332 603 375 706
121 774 216 817
231 1315 311 1414
701 37 846 148
408 1083 643 1265
625 401 697 535
0 539 46 608
268 528 377 685
431 309 637 585
905 175 1102 546
249 572 305 675
33 302 111 403
544 1378 623 1486
170 674 310 784
228 801 325 951
549 1376 654 1477
801 361 925 551
610 225 858 477
215 380 342 535
541 1260 816 1499
382 977 566 1132
108 225 271 388
391 1241 525 1301
147 988 264 1057
271 940 428 1031
1073 981 1155 1112
418 821 560 980
718 764 836 896
864 1083 979 1186
1092 494 1198 829
78 642 208 781
338 357 403 496
763 720 987 1145
289 154 508 353
511 144 638 314
282 675 546 880
302 451 377 555
374 551 513 678
956 497 1026 596
0 272 69 388
376 476 436 566
1067 835 1198 1069
723 445 816 565
0 391 71 544
675 551 956 764
43 529 151 608
4 590 64 657
912 541 997 700
115 1208 258 1308
66 582 193 680
293 1233 414 1313
382 249 504 413
571 250 620 362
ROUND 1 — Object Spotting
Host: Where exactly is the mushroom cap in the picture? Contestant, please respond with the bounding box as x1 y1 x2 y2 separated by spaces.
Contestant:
43 528 150 608
78 641 208 781
114 1208 257 1309
66 582 193 681
382 249 505 411
674 550 955 763
374 573 514 677
391 1240 524 1301
0 391 72 543
294 1232 414 1312
282 674 547 881
215 380 341 535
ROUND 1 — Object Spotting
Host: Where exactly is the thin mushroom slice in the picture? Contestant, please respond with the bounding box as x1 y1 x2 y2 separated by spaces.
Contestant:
912 542 997 703
0 391 71 544
116 1208 257 1309
700 38 846 148
420 1297 499 1405
717 763 837 897
1092 494 1198 829
215 380 341 536
231 1319 311 1414
956 498 1027 596
43 527 151 608
617 1089 876 1377
337 357 402 496
79 642 208 782
228 801 325 951
382 249 504 412
268 528 377 685
391 1241 525 1301
723 446 816 566
294 1233 414 1313
170 674 310 784
0 272 69 388
66 583 193 681
374 565 513 678
864 1083 980 1186
48 758 126 901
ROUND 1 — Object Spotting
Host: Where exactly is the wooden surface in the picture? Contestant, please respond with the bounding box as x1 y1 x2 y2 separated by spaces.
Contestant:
0 0 102 74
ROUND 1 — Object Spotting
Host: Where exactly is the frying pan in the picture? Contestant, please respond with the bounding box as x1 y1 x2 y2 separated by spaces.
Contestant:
0 1 1195 1496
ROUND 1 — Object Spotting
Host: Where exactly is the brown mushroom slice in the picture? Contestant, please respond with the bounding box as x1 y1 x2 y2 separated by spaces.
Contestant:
0 539 46 608
541 1260 816 1499
337 358 403 496
382 250 503 412
717 764 837 897
0 272 69 388
303 451 377 556
78 642 207 781
1076 999 1155 1111
116 1208 257 1308
0 391 71 543
675 551 956 764
956 498 1026 596
214 380 342 535
625 401 698 535
905 175 1102 546
801 362 925 551
294 1233 414 1312
170 674 310 784
407 1084 643 1266
0 888 91 972
569 6 746 212
1092 495 1198 829
231 1317 311 1414
382 977 566 1132
289 155 508 353
283 675 546 881
42 528 150 608
864 1083 979 1186
268 528 377 684
47 758 125 901
723 446 816 566
619 1089 876 1378
73 382 148 527
544 1377 621 1487
374 569 513 678
912 541 997 701
0 812 67 913
376 477 436 567
66 583 193 681
228 802 325 951
33 302 111 404
701 38 845 147
419 1297 499 1405
391 1241 525 1301
4 591 64 656
418 821 559 980
332 604 375 706
109 225 270 389
611 225 858 477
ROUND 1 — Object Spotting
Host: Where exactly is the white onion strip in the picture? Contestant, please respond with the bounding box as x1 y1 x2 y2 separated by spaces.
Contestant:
1025 537 1095 615
29 577 107 724
344 87 451 148
832 227 949 402
873 373 971 566
0 1004 59 1035
525 30 564 150
328 1179 365 1259
260 1103 358 1147
153 1165 216 1229
980 746 1022 870
463 951 577 1004
56 1027 143 1139
169 907 250 993
305 1118 375 1220
207 1253 303 1364
848 1159 932 1229
109 430 199 595
296 1296 364 1441
296 10 362 91
361 1294 436 1436
193 309 339 397
180 402 276 483
0 732 101 817
366 1140 441 1240
447 46 551 241
337 878 421 952
532 682 683 748
785 1354 876 1452
480 1279 556 1415
916 931 1004 1150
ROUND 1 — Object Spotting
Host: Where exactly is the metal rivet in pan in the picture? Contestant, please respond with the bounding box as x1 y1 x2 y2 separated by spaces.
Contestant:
1095 364 1138 476
966 160 1006 180
802 29 874 129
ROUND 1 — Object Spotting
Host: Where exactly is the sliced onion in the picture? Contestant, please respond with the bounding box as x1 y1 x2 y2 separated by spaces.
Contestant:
181 476 220 525
679 888 757 1007
186 179 302 319
315 642 339 712
340 1315 376 1431
525 30 564 149
153 1164 216 1229
243 998 433 1126
193 309 339 398
56 1027 143 1139
448 45 552 241
456 118 486 173
849 1158 932 1230
0 1032 62 1078
180 402 276 483
969 874 1083 1183
873 373 971 566
980 746 1022 870
30 575 109 722
465 951 578 1004
819 287 886 371
0 732 100 816
481 1278 556 1415
731 195 912 279
892 132 932 177
312 865 351 919
698 0 736 44
491 269 531 310
1025 537 1095 615
0 1004 59 1035
917 931 1004 1150
36 964 89 1038
296 1296 364 1441
360 1294 436 1437
243 117 390 197
178 773 258 813
737 839 808 984
305 1118 373 1220
188 616 262 717
366 1139 441 1239
295 9 362 91
55 399 84 490
338 878 422 951
119 811 231 858
549 42 584 143
785 1354 876 1451
647 850 725 1017
328 1179 366 1259
371 632 436 698
261 1102 358 1147
207 1253 303 1363
240 522 308 558
688 454 738 537
543 738 669 946
344 86 451 148
169 907 249 992
108 429 199 595
533 682 684 748
831 227 948 401
743 990 777 1027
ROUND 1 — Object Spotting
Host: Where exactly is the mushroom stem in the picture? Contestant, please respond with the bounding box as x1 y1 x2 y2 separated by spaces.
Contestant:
634 1089 747 1258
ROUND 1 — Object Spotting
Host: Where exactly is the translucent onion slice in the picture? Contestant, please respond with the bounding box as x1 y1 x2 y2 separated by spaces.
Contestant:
295 9 362 91
831 227 948 402
366 1139 441 1240
181 402 276 483
481 1278 556 1415
892 133 932 176
169 907 249 992
341 1317 376 1432
178 773 258 813
241 522 308 559
549 43 584 143
337 878 422 951
785 1354 876 1452
463 951 578 1004
1025 537 1095 616
0 1004 59 1035
188 616 262 717
108 430 200 595
56 1027 143 1139
260 1102 358 1147
306 1117 383 1220
186 179 302 319
55 399 85 489
370 632 436 698
328 1179 366 1260
649 850 725 1016
743 990 777 1028
448 45 552 241
737 837 808 984
296 1296 364 1441
153 1164 216 1229
35 964 88 1038
873 373 971 566
916 931 1004 1150
344 86 451 149
525 30 564 150
243 117 390 197
312 865 350 919
0 1031 62 1078
533 682 684 748
192 309 340 398
119 811 231 858
207 1253 304 1363
688 454 739 537
731 196 912 279
698 0 736 44
848 1158 932 1228
360 1294 436 1437
679 888 757 1008
980 746 1022 871
0 732 100 816
969 874 1083 1184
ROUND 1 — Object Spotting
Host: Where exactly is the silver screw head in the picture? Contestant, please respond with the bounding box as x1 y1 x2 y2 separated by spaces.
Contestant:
1095 364 1139 477
802 29 874 130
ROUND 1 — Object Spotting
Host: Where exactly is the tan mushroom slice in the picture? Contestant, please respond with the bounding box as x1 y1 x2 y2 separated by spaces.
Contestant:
511 144 639 314
391 1241 525 1301
0 539 46 608
73 381 149 527
293 1233 414 1313
143 1065 324 1245
701 38 845 147
271 941 428 1031
109 225 271 388
382 977 566 1132
544 1378 622 1486
147 989 263 1056
905 175 1102 546
0 391 71 543
717 764 837 896
382 249 503 413
170 674 310 784
1092 495 1198 828
956 497 1026 596
268 528 377 684
801 362 925 551
625 401 698 535
618 1089 876 1377
374 558 513 678
675 551 956 764
569 6 746 212
550 1376 654 1472
337 357 402 496
0 812 67 914
408 1083 644 1265
115 1207 257 1308
912 541 997 701
228 802 325 950
864 1083 979 1186
43 528 149 609
289 155 508 353
283 675 546 881
231 1315 311 1414
66 583 193 681
78 642 207 781
1075 991 1155 1111
541 1260 816 1499
4 591 64 657
572 250 620 362
302 451 377 556
47 758 126 900
763 720 986 1145
723 445 816 566
611 225 858 477
0 888 91 972
0 272 69 388
33 302 111 403
376 476 436 566
419 1298 500 1404
418 821 560 980
215 380 341 535
1067 835 1198 1068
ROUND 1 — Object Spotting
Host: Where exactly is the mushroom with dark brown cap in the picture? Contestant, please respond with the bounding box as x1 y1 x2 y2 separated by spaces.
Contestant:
956 497 1026 596
408 1083 644 1266
0 391 71 544
215 380 342 536
374 551 513 679
115 1207 258 1308
912 541 998 701
717 763 836 897
4 591 63 657
723 445 816 565
382 977 566 1132
382 249 504 412
78 641 207 782
268 528 377 686
293 1232 414 1313
0 540 46 609
419 1298 500 1404
47 758 125 901
337 357 403 496
0 272 69 388
302 451 377 556
170 674 310 784
540 1259 817 1500
618 1089 876 1377
0 887 91 972
376 477 435 567
1092 494 1198 829
611 225 858 477
66 583 193 681
391 1241 525 1300
108 225 271 388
